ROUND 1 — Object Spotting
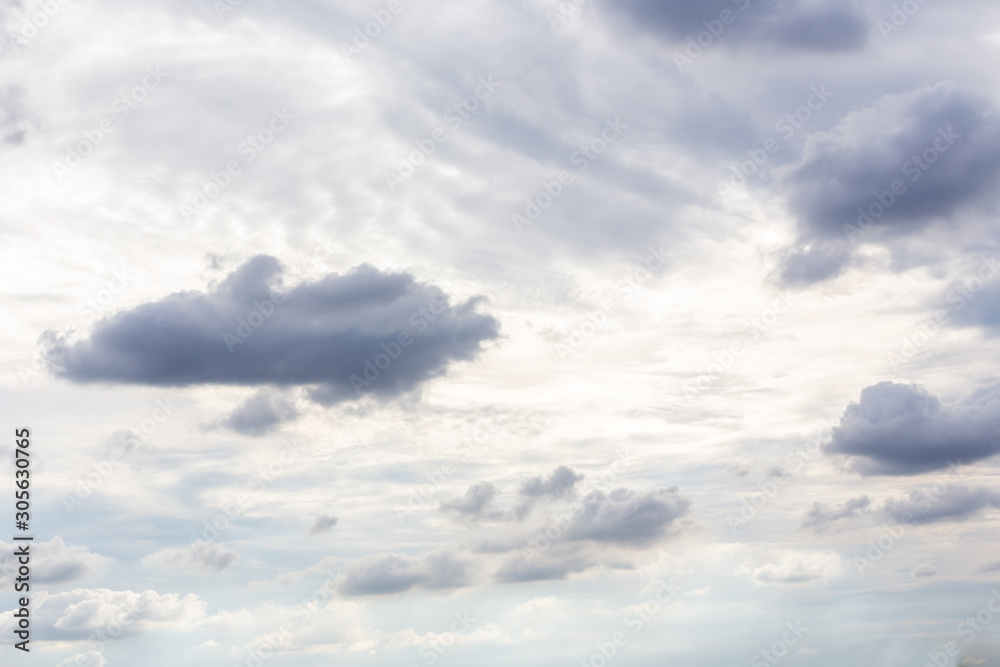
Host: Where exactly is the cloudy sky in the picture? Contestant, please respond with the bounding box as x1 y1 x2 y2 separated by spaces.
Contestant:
3 0 1000 665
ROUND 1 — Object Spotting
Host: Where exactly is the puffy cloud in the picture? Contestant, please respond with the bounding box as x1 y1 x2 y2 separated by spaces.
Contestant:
43 256 500 406
218 388 299 436
493 543 597 584
913 564 939 578
339 551 470 596
0 588 206 640
777 83 1000 284
441 482 504 520
519 466 583 499
564 486 691 545
884 485 1000 524
309 515 339 535
141 541 239 573
603 0 869 53
750 552 842 586
802 495 871 529
0 536 113 586
824 381 1000 475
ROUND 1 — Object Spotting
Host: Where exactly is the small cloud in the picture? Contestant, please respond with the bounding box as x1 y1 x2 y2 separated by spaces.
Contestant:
141 541 238 573
798 647 821 655
977 560 1000 573
309 515 339 535
220 388 299 436
960 658 986 666
914 564 939 578
802 496 871 530
726 463 750 478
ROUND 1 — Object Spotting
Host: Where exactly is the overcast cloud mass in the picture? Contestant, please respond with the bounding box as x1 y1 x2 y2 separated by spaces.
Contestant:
3 0 1000 665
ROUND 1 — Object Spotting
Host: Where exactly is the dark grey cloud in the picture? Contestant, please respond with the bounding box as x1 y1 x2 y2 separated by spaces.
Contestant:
824 381 1000 475
519 466 583 499
338 551 469 596
778 83 1000 285
440 482 503 520
603 0 868 53
222 389 298 436
309 515 338 535
565 487 691 545
43 256 500 406
802 495 871 529
884 485 1000 524
493 543 597 584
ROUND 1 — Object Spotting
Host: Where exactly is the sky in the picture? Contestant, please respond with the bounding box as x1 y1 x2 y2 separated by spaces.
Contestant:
2 0 1000 665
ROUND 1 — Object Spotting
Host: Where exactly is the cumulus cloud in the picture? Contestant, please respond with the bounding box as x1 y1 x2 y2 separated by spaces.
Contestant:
802 495 871 530
0 536 113 585
519 466 584 499
603 0 869 53
220 388 299 436
913 564 939 578
884 485 1000 524
141 541 239 573
977 560 1000 572
493 543 598 584
0 588 207 640
824 381 1000 475
339 551 470 596
778 83 1000 284
442 467 585 522
42 256 500 406
309 515 339 535
749 552 842 586
564 487 691 545
441 482 504 521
